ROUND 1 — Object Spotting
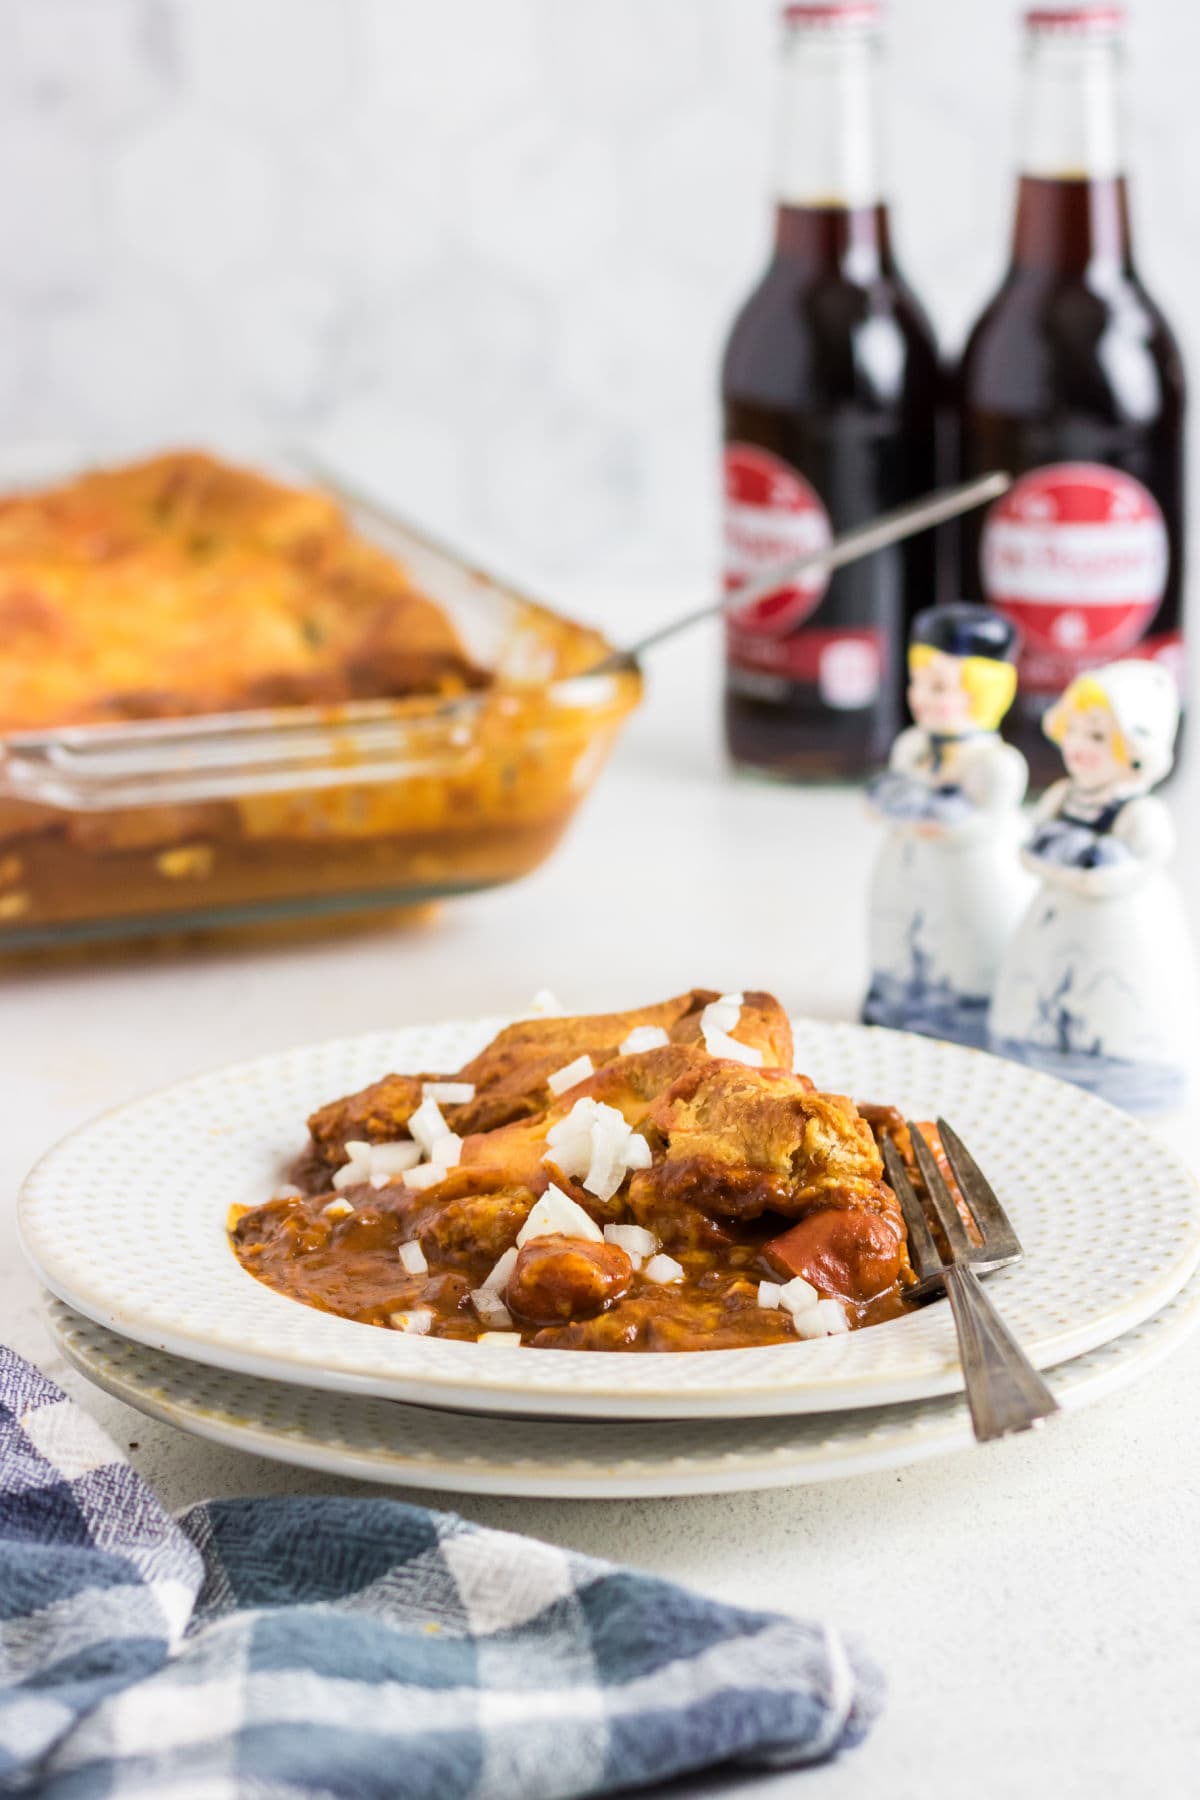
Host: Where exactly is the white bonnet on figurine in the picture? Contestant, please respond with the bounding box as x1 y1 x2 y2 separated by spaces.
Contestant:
1044 660 1180 787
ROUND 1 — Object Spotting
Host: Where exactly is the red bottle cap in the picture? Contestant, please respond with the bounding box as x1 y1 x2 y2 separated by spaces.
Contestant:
1024 6 1124 33
782 3 882 27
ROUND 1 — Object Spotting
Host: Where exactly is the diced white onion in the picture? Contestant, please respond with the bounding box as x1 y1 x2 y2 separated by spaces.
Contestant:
544 1097 604 1146
603 1223 659 1262
624 1134 653 1171
470 1288 514 1329
323 1197 354 1219
480 1246 519 1294
584 1121 628 1203
778 1276 820 1318
389 1307 434 1335
703 995 742 1032
369 1172 392 1189
644 1253 684 1285
336 1139 421 1187
791 1297 849 1340
815 1298 850 1336
543 1105 596 1176
543 1135 591 1182
604 1224 662 1267
543 1097 652 1201
408 1096 449 1155
271 1183 302 1200
700 993 763 1066
405 1162 448 1191
757 1280 783 1310
398 1240 428 1275
702 1026 764 1068
368 1140 423 1175
477 1331 523 1346
517 1185 603 1246
529 989 563 1016
422 1081 476 1104
547 1054 594 1097
620 1026 670 1055
427 1132 462 1169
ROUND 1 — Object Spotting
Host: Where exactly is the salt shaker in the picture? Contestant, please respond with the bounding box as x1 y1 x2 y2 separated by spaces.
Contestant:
990 660 1194 1113
863 603 1031 1047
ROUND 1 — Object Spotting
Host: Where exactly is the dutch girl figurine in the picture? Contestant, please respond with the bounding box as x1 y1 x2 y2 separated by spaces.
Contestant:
863 604 1031 1048
989 661 1195 1114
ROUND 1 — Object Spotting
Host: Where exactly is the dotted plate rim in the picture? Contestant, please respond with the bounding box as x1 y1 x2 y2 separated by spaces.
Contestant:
19 1015 1200 1420
43 1271 1200 1497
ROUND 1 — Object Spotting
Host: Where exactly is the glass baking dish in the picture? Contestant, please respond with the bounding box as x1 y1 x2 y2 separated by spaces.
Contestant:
0 453 641 951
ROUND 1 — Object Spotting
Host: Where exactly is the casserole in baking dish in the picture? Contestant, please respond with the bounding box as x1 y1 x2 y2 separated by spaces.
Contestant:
0 452 640 949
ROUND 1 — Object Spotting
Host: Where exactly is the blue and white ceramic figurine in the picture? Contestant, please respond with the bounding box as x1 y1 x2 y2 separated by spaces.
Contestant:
862 604 1032 1048
990 661 1195 1114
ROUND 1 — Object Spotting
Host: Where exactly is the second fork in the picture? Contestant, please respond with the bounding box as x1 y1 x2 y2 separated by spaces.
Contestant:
883 1125 1060 1442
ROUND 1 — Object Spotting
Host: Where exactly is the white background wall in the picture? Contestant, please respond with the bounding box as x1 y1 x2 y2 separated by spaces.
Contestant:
2 0 1194 594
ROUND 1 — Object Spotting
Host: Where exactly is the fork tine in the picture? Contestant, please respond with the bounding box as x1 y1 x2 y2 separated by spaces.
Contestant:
908 1123 974 1262
881 1136 943 1285
936 1118 1022 1263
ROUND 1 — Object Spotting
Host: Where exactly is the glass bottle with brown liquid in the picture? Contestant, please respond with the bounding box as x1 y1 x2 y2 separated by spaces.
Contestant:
956 6 1186 786
721 1 942 782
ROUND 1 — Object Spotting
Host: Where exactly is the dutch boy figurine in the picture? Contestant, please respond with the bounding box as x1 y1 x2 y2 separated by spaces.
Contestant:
862 603 1031 1047
989 660 1195 1114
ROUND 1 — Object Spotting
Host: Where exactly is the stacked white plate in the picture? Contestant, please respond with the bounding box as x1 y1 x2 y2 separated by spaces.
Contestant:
21 1018 1200 1497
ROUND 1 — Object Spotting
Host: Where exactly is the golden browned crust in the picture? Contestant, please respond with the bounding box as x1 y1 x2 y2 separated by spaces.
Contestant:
640 1065 892 1222
0 451 486 732
455 988 794 1127
300 990 791 1173
306 1073 430 1169
243 988 914 1349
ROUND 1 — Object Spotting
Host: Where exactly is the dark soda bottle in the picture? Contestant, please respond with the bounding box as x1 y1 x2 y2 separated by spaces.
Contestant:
956 6 1186 786
721 1 942 782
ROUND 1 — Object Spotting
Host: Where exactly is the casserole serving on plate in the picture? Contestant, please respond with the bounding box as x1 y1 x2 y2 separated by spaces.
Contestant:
20 1011 1200 1418
0 451 640 950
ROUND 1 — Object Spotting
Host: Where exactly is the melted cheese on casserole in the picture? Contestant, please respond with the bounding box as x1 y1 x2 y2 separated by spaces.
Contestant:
0 451 485 732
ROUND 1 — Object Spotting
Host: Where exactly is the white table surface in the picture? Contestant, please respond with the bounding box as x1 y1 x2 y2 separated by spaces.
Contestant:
4 595 1199 1800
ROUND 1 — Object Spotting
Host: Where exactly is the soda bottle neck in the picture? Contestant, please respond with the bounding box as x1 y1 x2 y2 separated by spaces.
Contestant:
774 201 893 273
772 22 886 237
1012 25 1132 273
1011 174 1132 273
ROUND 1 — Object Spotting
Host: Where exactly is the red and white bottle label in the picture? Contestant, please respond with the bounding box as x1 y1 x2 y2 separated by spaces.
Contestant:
723 444 832 636
723 443 882 703
981 462 1169 689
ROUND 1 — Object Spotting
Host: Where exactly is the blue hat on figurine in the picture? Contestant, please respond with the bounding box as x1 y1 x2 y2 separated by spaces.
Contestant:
910 602 1020 664
908 604 1021 733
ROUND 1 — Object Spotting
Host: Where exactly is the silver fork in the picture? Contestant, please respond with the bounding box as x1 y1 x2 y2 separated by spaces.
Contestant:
881 1119 1059 1443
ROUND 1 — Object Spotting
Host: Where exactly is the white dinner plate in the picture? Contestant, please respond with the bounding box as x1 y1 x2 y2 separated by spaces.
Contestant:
19 1015 1200 1421
44 1271 1200 1496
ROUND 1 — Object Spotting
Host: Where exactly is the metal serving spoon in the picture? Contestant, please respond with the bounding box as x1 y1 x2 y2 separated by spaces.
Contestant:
295 454 1010 680
586 469 1011 675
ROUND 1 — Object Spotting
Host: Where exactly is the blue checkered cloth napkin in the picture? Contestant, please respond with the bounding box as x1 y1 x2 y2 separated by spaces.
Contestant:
0 1346 882 1798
